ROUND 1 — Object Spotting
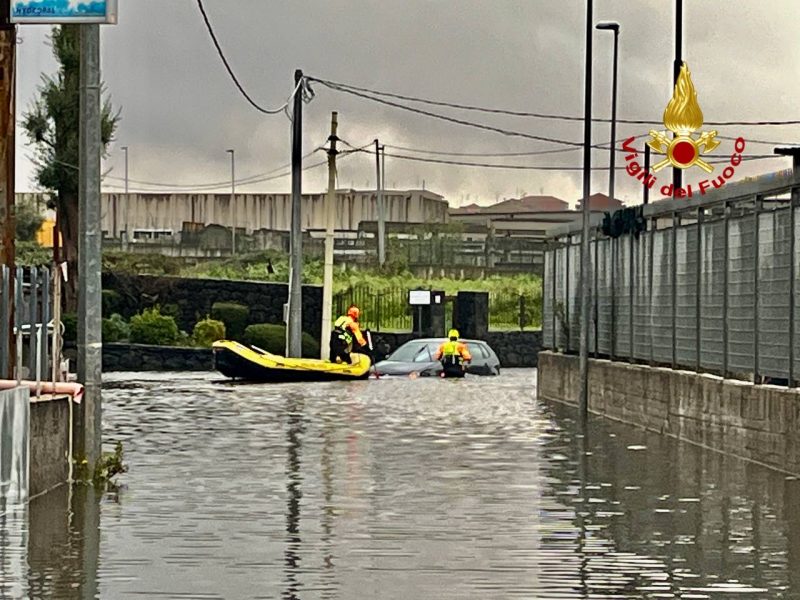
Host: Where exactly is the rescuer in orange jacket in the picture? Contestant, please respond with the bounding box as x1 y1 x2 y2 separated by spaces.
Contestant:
330 305 367 363
434 329 472 378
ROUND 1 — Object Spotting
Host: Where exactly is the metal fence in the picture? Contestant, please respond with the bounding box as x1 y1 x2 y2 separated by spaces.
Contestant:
542 177 800 385
0 265 60 386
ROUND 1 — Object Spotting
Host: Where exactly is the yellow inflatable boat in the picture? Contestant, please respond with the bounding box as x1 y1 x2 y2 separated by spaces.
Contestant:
212 340 372 382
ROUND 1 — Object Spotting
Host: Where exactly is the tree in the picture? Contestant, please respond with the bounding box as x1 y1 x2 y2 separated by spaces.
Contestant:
22 25 119 309
14 195 45 241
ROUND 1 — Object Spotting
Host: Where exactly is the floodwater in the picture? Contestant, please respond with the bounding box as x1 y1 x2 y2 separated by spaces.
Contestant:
2 369 800 599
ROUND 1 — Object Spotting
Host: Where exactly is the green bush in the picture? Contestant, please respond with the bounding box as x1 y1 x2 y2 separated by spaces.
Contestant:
62 313 77 342
193 318 226 347
160 303 181 321
243 323 320 358
102 313 130 342
102 289 123 315
211 302 249 340
129 306 179 346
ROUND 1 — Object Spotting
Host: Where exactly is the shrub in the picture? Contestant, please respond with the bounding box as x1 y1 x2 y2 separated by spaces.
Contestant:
243 323 320 358
160 302 181 321
102 313 130 342
193 318 226 347
211 302 249 340
62 313 77 342
129 306 179 346
102 289 122 315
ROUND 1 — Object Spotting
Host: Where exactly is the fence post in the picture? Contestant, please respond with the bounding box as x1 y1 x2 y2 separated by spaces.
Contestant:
552 244 557 349
593 234 599 357
671 212 678 369
40 268 50 385
629 232 634 363
29 266 38 381
695 207 703 373
565 235 571 351
753 196 762 383
648 219 655 366
0 265 7 377
376 291 382 333
519 294 525 331
790 190 797 387
610 237 616 359
722 201 730 378
15 266 22 381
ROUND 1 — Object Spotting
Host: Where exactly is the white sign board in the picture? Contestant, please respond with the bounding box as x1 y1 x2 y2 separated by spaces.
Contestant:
408 290 431 306
11 0 118 24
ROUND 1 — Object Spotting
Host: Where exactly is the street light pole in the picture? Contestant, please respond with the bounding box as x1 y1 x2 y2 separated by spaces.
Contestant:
121 145 128 240
596 21 620 204
578 0 593 424
226 149 235 254
673 0 683 192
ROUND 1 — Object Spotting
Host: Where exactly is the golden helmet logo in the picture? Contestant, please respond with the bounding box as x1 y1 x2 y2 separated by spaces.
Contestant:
647 63 719 173
622 61 746 200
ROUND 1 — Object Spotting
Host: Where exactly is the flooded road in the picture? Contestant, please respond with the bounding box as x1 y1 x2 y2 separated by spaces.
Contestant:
3 369 800 599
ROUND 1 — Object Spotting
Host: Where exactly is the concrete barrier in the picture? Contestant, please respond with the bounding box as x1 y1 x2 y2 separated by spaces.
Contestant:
537 351 800 476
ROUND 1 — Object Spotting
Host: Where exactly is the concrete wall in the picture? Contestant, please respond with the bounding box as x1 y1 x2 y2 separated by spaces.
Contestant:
537 351 800 476
29 396 70 498
95 190 448 238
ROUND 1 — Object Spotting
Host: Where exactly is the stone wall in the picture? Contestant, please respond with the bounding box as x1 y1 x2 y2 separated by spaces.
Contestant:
97 331 542 371
537 351 800 476
29 396 70 498
102 273 323 340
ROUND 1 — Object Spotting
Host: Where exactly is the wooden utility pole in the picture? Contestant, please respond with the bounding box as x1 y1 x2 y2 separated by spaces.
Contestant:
0 5 16 379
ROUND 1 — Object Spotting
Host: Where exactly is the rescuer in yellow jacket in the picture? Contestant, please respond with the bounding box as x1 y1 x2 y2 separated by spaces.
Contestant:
434 329 472 378
330 305 367 363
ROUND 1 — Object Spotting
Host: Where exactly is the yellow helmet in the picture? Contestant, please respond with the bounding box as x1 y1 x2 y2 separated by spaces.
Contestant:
448 329 459 340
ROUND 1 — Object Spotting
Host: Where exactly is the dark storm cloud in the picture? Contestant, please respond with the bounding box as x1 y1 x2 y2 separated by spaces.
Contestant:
14 0 800 206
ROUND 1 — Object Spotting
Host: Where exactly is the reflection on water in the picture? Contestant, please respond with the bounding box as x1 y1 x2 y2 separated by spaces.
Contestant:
2 370 799 598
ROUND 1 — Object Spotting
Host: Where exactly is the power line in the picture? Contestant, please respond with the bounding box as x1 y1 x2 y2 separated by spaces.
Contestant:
196 0 307 115
309 77 586 148
308 75 800 127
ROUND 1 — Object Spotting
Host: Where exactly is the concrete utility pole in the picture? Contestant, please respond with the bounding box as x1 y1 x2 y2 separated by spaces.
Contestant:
226 148 235 254
375 140 386 266
320 112 338 361
673 0 683 193
121 145 128 241
77 24 103 469
596 21 619 203
0 5 15 379
287 69 304 357
578 0 593 423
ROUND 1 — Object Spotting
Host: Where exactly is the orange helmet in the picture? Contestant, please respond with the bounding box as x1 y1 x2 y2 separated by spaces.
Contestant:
347 305 360 320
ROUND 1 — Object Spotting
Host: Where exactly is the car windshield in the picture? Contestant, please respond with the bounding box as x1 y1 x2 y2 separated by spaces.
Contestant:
388 341 437 362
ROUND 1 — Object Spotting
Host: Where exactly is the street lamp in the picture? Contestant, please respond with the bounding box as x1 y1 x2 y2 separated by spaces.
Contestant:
121 145 128 241
226 149 235 254
596 21 620 204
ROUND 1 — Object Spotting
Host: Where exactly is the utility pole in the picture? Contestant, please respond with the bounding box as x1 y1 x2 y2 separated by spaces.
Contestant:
121 145 128 242
287 69 304 357
77 23 102 469
320 112 338 361
0 4 15 379
375 140 386 266
673 0 683 193
578 0 593 423
226 148 235 254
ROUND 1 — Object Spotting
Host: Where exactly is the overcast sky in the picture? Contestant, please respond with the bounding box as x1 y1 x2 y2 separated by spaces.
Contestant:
13 0 800 208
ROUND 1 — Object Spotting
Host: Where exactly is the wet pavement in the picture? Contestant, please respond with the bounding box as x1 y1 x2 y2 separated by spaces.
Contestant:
2 369 800 599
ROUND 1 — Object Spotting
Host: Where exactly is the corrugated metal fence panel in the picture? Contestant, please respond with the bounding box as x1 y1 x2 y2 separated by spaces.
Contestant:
555 245 567 350
633 233 652 361
757 209 791 379
675 225 698 367
651 229 673 364
794 205 800 380
613 238 631 358
542 249 554 349
596 238 612 356
728 215 756 374
699 220 725 371
0 387 30 503
567 243 582 353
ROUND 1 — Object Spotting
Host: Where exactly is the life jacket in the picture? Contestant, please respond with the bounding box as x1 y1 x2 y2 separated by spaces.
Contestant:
333 315 354 345
439 340 469 366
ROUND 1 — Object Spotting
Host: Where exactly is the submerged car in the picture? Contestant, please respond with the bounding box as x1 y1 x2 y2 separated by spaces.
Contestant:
374 338 501 377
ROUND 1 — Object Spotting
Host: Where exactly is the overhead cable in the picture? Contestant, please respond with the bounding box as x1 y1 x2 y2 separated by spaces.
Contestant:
308 75 800 127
